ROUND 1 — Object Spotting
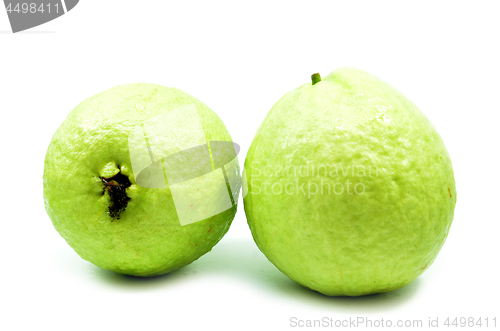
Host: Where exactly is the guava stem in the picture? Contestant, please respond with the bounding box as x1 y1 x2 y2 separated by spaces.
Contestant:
311 73 321 85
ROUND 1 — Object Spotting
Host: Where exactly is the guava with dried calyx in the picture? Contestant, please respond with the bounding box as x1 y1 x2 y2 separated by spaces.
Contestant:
243 67 456 296
44 83 240 277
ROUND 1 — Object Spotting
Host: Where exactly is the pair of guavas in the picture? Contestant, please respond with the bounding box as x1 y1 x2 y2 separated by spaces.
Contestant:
43 68 456 296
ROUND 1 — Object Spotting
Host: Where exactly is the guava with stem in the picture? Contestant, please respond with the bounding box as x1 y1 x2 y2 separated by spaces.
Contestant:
244 68 456 296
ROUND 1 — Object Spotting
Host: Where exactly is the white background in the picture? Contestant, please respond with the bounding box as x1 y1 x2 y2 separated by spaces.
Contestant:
1 1 499 330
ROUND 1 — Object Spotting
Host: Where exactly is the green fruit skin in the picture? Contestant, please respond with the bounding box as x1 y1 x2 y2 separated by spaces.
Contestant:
244 67 456 296
44 83 238 276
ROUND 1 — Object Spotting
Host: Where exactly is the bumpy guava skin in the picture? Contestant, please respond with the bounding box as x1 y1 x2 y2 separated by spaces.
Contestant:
244 68 456 296
44 84 238 276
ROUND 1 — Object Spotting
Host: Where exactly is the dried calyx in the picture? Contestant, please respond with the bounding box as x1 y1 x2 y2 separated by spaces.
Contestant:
101 172 131 219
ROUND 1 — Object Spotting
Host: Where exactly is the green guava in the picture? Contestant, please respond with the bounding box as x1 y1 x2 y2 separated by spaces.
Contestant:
243 68 456 296
44 83 239 276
